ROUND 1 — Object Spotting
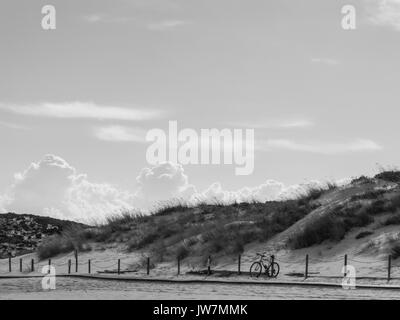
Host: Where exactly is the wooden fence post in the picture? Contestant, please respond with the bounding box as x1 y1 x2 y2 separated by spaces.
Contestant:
31 259 34 272
118 259 121 275
48 259 51 273
343 254 348 277
147 257 150 275
75 250 78 273
20 258 22 273
177 257 181 276
305 254 309 279
68 259 71 274
207 255 212 275
388 255 392 282
88 260 91 274
8 256 11 273
238 255 241 275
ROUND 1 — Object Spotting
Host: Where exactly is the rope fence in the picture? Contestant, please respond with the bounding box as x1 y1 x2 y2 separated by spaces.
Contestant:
1 252 400 281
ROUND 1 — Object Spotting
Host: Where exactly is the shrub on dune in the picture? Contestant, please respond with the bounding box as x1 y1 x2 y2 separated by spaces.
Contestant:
37 226 91 260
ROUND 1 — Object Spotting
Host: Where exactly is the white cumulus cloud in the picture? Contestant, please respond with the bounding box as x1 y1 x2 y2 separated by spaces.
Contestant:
135 162 197 204
0 156 343 222
190 180 324 205
3 155 135 223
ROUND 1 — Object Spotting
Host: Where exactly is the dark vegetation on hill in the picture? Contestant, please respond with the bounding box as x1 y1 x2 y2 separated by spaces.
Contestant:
288 170 400 249
0 213 86 258
1 212 87 230
36 170 400 263
374 170 400 183
288 193 400 249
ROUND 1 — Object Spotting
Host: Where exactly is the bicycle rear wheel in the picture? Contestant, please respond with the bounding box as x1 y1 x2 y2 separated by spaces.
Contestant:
250 262 262 278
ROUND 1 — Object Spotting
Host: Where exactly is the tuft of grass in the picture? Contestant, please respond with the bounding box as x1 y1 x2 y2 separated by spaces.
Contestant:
152 200 192 216
37 235 75 260
382 214 400 226
351 190 385 201
375 170 400 183
37 226 91 260
351 176 373 185
355 231 373 239
365 199 389 215
289 202 375 249
295 183 338 205
175 244 190 260
105 212 137 230
301 187 326 202
391 243 400 259
326 181 338 190
290 193 400 249
388 194 400 212
289 215 347 249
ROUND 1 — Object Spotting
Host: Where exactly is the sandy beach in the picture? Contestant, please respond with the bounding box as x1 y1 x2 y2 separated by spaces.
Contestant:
1 276 400 300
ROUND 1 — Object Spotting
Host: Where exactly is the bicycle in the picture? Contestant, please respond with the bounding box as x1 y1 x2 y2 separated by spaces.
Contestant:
249 253 280 278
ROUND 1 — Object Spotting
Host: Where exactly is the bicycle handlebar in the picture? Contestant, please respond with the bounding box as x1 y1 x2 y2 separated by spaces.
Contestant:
256 253 275 259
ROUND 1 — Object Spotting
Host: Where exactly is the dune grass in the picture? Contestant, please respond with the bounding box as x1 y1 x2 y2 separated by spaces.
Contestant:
375 170 400 183
355 231 374 240
289 201 377 249
37 226 92 260
36 178 400 263
36 191 321 262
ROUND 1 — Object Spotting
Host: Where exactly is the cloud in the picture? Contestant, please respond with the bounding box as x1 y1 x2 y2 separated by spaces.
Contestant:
93 125 147 142
9 155 77 216
83 14 103 23
238 180 286 202
0 157 198 222
135 162 197 203
258 138 382 154
192 180 286 204
67 177 135 222
0 102 160 121
0 156 350 222
146 20 188 31
82 14 132 24
226 118 314 129
365 0 400 31
3 155 135 223
277 120 314 128
190 179 334 205
311 58 340 66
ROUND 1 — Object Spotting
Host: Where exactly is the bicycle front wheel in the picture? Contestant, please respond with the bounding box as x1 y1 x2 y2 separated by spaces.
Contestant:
267 262 280 278
250 262 262 278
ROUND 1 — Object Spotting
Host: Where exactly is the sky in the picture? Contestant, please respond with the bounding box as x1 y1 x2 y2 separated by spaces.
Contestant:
0 0 399 222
